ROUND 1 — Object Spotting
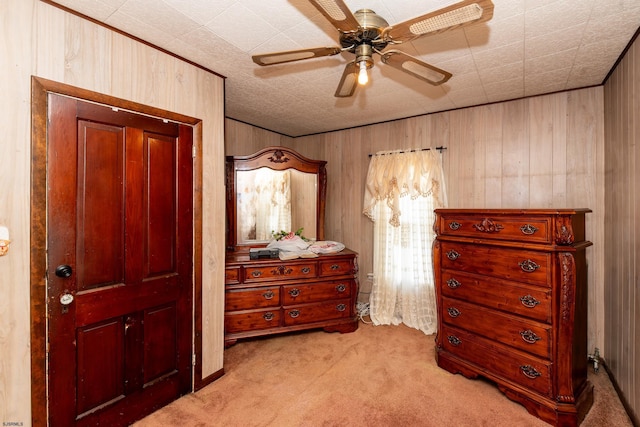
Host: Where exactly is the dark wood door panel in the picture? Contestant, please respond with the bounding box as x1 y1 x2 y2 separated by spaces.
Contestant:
47 93 193 426
144 303 178 384
76 318 125 415
77 120 125 291
145 133 177 277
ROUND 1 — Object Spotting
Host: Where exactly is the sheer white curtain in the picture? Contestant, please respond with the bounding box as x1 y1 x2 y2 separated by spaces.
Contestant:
363 149 447 334
254 169 292 240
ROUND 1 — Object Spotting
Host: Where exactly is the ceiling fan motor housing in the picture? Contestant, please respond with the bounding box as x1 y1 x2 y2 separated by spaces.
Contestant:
339 9 389 54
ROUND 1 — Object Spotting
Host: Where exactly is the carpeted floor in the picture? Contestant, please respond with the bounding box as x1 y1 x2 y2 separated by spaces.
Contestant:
135 321 632 426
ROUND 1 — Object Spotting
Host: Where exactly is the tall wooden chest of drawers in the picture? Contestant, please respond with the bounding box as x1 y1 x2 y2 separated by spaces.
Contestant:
224 249 359 346
433 209 593 426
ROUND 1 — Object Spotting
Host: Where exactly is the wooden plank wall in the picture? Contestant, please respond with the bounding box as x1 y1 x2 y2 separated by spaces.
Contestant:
603 33 640 423
226 86 606 370
0 1 225 423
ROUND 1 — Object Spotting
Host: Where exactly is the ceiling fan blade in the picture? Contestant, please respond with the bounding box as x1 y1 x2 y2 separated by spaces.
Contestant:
308 0 360 33
252 46 343 66
381 50 452 86
335 62 358 97
383 0 494 42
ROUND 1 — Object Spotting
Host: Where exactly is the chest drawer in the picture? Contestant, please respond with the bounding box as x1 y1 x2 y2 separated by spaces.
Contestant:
282 280 353 305
225 267 240 285
440 242 551 287
441 325 552 398
440 270 552 323
225 287 280 311
244 262 317 283
437 214 552 244
225 308 281 333
319 259 355 277
283 299 351 326
442 297 551 359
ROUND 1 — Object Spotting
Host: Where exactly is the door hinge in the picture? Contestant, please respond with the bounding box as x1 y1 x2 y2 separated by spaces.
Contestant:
192 354 196 366
192 145 197 158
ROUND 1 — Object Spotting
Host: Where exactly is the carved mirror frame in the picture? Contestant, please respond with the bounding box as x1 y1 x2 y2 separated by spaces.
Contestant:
225 146 327 251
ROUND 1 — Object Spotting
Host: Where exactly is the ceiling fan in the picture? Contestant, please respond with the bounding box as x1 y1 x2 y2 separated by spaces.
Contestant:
252 0 494 97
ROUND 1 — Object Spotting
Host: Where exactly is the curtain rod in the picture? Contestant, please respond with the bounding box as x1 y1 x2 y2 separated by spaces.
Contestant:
368 146 447 158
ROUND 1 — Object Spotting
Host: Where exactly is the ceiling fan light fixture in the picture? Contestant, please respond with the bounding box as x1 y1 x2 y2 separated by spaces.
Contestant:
409 3 483 36
357 61 369 85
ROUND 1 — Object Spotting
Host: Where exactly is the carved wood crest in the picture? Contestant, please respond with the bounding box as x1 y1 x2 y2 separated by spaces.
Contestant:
472 218 504 233
268 149 290 164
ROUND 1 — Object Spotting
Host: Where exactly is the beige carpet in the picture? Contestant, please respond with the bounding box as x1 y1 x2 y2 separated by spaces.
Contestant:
135 321 632 426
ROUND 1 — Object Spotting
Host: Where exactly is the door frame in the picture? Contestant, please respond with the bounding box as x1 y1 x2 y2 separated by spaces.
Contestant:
30 76 205 426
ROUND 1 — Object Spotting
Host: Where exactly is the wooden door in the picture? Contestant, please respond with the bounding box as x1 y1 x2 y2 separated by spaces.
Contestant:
47 94 193 426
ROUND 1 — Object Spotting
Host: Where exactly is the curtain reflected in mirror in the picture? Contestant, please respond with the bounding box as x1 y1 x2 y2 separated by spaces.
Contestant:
236 167 318 244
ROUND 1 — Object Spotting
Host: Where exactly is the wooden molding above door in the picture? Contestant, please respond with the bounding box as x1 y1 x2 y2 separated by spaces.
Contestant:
30 76 205 426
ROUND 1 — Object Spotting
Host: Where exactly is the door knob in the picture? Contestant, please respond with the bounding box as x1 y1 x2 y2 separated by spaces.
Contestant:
55 264 73 278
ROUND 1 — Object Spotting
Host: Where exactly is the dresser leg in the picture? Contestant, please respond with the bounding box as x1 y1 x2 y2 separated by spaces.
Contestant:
323 320 358 334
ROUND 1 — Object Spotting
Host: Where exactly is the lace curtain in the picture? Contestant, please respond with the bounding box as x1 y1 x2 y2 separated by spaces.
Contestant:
363 149 447 334
238 168 292 241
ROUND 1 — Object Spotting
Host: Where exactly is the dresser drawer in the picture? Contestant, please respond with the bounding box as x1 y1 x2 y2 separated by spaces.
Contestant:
225 267 240 285
319 258 355 277
440 270 552 323
441 325 552 398
244 262 317 283
282 280 353 305
283 299 351 326
225 309 281 333
437 214 552 244
442 297 551 359
440 242 551 287
225 287 280 311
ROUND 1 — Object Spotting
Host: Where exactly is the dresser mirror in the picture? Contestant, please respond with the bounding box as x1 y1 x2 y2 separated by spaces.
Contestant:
226 146 327 251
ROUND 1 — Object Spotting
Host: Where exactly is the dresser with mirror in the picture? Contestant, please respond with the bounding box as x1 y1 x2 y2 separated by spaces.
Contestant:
224 146 359 346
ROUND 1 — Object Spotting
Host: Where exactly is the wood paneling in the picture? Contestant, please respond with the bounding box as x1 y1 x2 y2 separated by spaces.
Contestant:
604 32 640 424
1 0 225 424
291 90 603 358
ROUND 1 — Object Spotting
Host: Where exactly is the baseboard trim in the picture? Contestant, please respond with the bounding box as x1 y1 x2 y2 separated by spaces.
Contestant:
195 367 225 391
600 358 639 426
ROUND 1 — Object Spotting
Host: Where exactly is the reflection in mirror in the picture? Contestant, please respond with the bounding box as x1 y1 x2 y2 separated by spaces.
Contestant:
236 167 317 244
226 146 326 251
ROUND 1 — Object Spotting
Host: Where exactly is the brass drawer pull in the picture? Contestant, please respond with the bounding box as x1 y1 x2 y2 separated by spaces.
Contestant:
289 309 300 318
336 303 346 312
520 329 542 344
263 312 275 321
447 307 461 318
520 365 541 379
262 290 274 300
272 265 293 276
446 278 461 289
448 221 461 230
446 250 460 261
330 264 340 270
520 295 540 308
447 335 461 346
251 270 262 278
301 267 311 274
520 224 539 235
288 288 300 298
336 284 346 292
518 259 540 272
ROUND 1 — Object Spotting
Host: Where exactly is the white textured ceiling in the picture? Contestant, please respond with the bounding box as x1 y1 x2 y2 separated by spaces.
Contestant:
52 0 640 137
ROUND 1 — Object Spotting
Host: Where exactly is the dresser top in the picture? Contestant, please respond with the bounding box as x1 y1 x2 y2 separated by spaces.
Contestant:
226 248 357 265
435 208 591 214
